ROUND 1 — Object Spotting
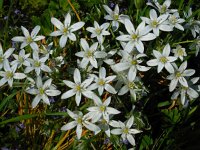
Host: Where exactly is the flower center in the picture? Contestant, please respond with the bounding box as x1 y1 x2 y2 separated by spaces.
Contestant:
34 60 41 67
98 79 105 86
26 36 33 44
175 71 182 78
96 28 102 35
177 48 184 56
99 105 106 112
77 117 82 124
160 5 167 14
0 56 3 63
85 50 93 58
128 82 135 89
131 34 138 40
63 27 68 35
113 14 119 20
18 56 24 63
159 56 168 64
169 15 177 25
131 60 137 65
39 88 44 95
151 20 158 28
6 71 13 79
101 119 107 124
76 84 82 92
123 127 129 134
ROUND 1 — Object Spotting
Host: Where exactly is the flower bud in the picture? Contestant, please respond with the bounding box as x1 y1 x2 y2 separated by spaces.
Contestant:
134 0 144 9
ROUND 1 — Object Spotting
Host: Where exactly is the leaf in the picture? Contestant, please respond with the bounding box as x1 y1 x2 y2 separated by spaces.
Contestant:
0 114 38 125
157 101 171 108
0 0 3 11
0 91 18 111
45 112 68 116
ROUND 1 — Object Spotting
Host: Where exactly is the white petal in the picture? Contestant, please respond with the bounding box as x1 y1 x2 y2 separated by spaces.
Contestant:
70 22 85 32
105 84 117 94
21 26 30 37
42 94 50 105
64 13 71 27
74 68 81 84
140 33 156 41
75 92 82 106
63 80 75 88
76 124 82 139
50 31 63 36
61 89 76 99
118 85 129 95
179 77 188 87
32 95 41 108
126 116 134 128
46 89 61 96
51 17 64 30
30 42 39 50
61 121 77 131
68 33 76 41
111 129 122 135
31 25 40 38
147 59 158 66
127 134 136 146
165 62 174 73
125 19 135 34
107 107 120 114
14 73 26 79
80 38 89 51
59 35 68 48
169 79 178 92
150 9 157 20
11 36 25 42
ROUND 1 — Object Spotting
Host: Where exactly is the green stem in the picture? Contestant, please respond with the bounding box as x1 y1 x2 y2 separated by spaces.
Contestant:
173 40 195 46
136 9 140 22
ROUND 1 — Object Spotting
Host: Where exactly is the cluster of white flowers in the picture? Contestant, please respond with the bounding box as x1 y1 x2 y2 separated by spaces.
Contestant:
1 0 200 147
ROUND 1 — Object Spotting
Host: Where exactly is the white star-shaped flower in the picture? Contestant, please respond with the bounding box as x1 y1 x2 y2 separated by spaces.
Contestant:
147 43 177 73
75 38 107 68
141 9 173 36
24 51 51 76
50 13 85 48
103 4 129 31
61 68 99 106
167 61 195 92
12 26 45 50
88 67 116 95
110 116 142 146
26 76 61 108
87 97 120 123
86 21 110 44
61 109 101 140
0 43 15 70
116 19 156 53
0 59 26 87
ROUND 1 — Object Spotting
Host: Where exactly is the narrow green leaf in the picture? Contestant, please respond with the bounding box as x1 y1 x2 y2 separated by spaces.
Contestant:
157 101 171 107
0 114 38 125
0 91 18 111
0 0 3 11
45 112 68 116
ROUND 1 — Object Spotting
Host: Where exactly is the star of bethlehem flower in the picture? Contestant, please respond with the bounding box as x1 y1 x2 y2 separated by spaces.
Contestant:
166 12 185 31
11 49 30 70
0 59 26 87
171 77 199 105
39 42 54 57
147 43 177 73
61 109 101 140
86 21 110 44
147 0 177 14
61 68 99 106
75 38 107 68
172 45 186 61
24 51 51 76
112 51 150 79
0 43 15 70
86 96 120 123
103 4 129 31
50 13 85 48
88 67 116 95
110 116 142 146
12 26 45 50
26 76 61 108
118 70 142 100
184 8 200 38
167 61 195 92
116 19 156 53
141 9 173 36
190 36 200 56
